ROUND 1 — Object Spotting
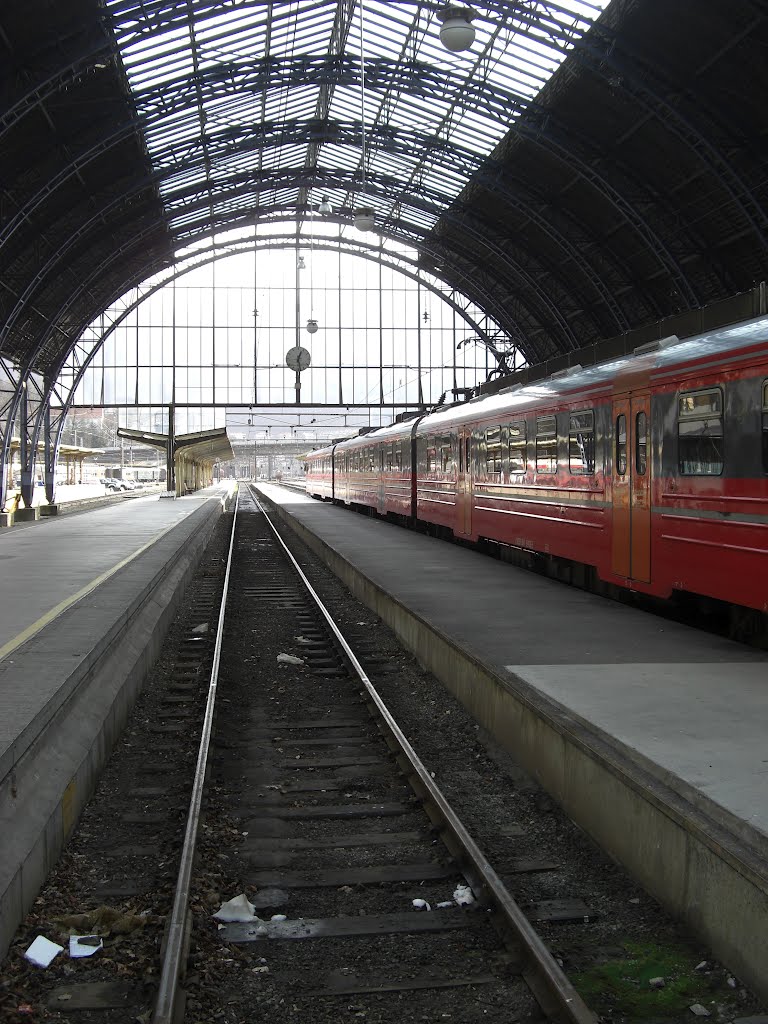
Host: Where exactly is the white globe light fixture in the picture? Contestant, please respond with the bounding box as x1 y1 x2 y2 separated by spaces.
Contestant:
318 194 332 215
306 318 319 335
437 5 476 52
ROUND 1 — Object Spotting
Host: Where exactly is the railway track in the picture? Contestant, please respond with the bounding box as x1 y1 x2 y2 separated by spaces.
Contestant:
152 484 595 1024
5 485 760 1022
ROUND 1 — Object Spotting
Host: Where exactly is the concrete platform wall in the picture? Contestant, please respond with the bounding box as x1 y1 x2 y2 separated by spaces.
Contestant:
263 494 768 1002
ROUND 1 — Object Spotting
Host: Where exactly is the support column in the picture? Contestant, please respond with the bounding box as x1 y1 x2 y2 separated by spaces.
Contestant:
0 442 11 513
0 437 9 514
19 383 33 509
167 403 175 494
44 396 57 505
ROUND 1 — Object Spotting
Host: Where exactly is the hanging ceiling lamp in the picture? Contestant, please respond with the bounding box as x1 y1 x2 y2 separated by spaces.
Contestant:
354 0 376 233
437 5 476 52
354 206 375 232
318 194 332 215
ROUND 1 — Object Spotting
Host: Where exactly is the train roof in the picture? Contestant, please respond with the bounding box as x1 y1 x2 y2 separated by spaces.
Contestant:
327 419 415 453
417 313 768 434
307 314 768 456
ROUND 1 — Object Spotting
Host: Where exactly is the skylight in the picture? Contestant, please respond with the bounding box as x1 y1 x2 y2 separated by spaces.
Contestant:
106 0 612 251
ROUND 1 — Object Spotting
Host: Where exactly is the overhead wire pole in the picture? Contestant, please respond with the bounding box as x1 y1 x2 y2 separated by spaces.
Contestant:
294 219 302 404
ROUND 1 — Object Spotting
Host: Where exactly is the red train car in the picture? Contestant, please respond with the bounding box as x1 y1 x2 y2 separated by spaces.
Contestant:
306 317 768 619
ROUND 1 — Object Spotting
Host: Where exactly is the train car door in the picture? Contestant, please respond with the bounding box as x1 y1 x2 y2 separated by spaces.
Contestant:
611 393 651 583
377 445 385 515
457 428 472 536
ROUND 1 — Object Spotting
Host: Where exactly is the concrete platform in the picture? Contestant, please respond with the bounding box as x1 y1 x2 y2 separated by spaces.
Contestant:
255 483 768 1000
0 485 233 958
0 490 215 660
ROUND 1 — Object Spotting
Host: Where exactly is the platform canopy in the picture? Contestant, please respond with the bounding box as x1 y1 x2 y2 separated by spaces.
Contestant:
117 426 234 465
0 0 766 379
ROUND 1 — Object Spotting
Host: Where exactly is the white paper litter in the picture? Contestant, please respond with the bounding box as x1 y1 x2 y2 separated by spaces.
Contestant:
191 623 209 634
270 914 287 922
277 653 305 666
436 901 453 908
212 894 259 922
453 884 475 906
69 935 103 958
412 899 431 911
294 636 314 645
24 936 64 967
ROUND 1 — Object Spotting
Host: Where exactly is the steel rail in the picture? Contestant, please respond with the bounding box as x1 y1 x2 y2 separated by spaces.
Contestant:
249 484 595 1024
152 485 240 1024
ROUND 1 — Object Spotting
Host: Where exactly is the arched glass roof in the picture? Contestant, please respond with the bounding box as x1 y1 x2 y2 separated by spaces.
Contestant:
3 0 766 391
106 0 611 247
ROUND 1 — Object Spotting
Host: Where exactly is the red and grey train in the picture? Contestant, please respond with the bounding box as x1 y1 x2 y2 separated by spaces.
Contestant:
306 317 768 622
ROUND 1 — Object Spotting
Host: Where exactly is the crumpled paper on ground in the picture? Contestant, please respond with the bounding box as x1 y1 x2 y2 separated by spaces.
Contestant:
212 894 260 923
277 653 304 666
69 935 103 958
453 883 475 906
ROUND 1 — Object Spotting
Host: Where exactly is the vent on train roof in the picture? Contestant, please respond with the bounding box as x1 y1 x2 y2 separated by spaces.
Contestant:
549 363 583 380
633 334 680 355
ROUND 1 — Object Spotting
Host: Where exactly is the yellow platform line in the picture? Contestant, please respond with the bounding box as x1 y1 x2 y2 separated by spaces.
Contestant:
0 518 184 665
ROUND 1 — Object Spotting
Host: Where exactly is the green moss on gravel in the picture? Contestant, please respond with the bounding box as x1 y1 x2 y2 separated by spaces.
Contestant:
572 941 714 1018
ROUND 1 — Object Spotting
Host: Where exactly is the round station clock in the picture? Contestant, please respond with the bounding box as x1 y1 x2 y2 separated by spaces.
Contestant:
285 346 311 372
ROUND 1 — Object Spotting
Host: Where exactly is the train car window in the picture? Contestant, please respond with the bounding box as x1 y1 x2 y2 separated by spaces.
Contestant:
368 449 375 472
395 443 403 471
440 439 454 473
568 410 594 474
485 427 502 475
762 381 768 473
385 445 393 472
616 415 627 475
678 388 723 475
426 441 437 472
508 421 527 473
636 411 648 474
535 415 557 474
